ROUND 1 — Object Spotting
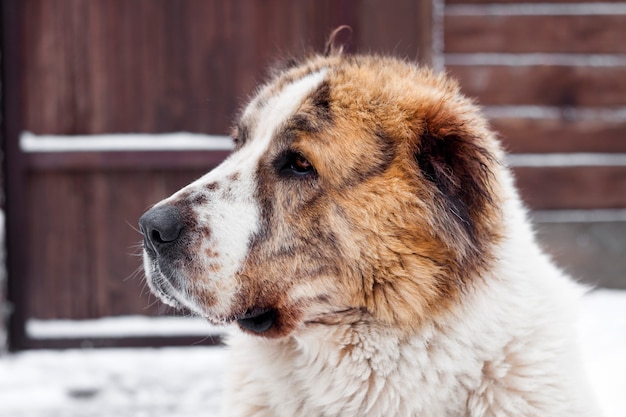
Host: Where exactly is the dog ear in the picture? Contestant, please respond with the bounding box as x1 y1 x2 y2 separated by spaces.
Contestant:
414 129 497 256
324 26 352 56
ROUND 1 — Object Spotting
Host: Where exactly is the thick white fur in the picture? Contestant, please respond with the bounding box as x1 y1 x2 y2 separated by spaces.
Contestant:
222 171 599 416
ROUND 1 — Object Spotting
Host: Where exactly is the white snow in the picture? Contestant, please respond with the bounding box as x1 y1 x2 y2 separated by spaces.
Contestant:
578 289 626 417
0 289 625 417
505 153 626 168
26 316 223 340
20 132 234 153
0 347 226 417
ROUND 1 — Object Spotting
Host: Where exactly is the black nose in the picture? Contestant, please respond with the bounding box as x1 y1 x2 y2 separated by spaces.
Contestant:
139 205 184 254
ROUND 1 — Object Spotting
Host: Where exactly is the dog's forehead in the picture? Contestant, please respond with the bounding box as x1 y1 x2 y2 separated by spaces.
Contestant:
239 68 328 147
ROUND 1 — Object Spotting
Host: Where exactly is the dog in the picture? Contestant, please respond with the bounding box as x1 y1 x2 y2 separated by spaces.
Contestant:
139 48 599 416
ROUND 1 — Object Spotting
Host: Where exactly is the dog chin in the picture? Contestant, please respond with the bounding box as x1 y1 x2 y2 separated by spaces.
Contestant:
143 265 197 313
146 274 183 309
143 254 285 336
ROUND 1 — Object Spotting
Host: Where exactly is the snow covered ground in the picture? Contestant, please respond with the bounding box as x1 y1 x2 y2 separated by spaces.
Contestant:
0 289 625 417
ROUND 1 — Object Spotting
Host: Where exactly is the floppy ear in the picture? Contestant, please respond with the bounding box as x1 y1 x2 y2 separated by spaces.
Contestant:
414 129 498 260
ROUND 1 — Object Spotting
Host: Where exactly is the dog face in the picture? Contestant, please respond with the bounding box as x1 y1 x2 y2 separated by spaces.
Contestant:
140 54 503 338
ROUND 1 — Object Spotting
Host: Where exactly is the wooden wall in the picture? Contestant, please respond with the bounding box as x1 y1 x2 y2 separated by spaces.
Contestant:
21 0 431 136
444 0 626 210
3 0 625 349
443 0 626 291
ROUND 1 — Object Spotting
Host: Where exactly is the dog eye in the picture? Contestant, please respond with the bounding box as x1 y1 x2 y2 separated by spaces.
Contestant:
292 154 312 172
282 152 315 176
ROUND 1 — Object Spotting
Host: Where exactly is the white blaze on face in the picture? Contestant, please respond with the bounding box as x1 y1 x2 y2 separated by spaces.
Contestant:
154 69 328 316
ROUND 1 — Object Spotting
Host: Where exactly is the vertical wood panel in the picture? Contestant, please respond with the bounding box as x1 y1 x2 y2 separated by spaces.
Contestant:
357 0 425 61
26 170 207 319
2 0 29 349
22 0 433 135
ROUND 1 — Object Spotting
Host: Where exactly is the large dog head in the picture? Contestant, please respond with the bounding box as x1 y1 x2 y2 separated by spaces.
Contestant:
140 54 504 338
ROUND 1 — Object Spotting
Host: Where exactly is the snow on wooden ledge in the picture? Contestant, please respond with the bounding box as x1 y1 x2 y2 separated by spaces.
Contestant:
26 316 224 340
20 132 234 153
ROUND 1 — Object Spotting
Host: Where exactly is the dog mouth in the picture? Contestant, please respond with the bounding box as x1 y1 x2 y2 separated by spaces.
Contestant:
236 307 277 334
145 251 279 334
147 260 278 334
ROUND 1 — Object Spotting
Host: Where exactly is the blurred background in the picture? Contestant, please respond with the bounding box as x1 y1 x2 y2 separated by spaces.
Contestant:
1 0 625 353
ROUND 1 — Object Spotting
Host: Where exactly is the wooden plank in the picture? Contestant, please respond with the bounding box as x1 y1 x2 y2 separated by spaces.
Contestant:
21 0 433 136
26 170 206 319
20 0 315 135
513 166 626 210
447 65 626 107
492 117 626 153
23 335 223 350
25 150 231 171
447 0 626 4
445 15 626 54
356 0 427 62
93 170 210 317
27 172 92 318
21 0 239 134
2 0 29 351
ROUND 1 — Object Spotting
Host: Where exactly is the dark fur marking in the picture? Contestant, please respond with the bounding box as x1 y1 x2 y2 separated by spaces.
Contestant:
339 129 397 188
289 114 316 133
191 193 208 205
415 131 496 246
279 81 333 139
205 182 220 191
250 159 275 247
233 123 250 148
309 81 333 124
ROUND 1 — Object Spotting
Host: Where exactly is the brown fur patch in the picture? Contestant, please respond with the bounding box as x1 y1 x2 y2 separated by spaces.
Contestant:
232 54 504 336
146 53 505 338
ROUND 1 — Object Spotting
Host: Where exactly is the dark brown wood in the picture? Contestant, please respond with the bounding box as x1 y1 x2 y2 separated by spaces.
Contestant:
23 334 223 350
513 166 626 210
447 0 626 4
26 169 209 319
448 65 626 107
2 0 29 351
21 0 434 136
417 0 436 66
20 0 317 135
355 1 429 63
445 15 626 54
26 150 231 172
492 118 626 153
444 15 626 54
